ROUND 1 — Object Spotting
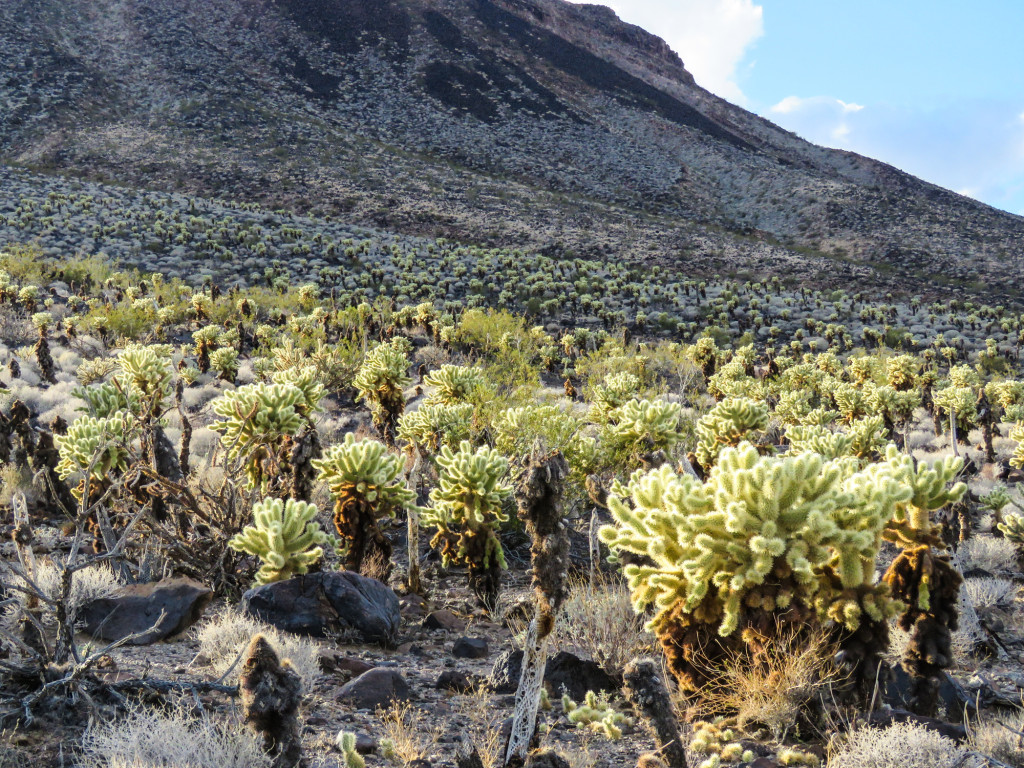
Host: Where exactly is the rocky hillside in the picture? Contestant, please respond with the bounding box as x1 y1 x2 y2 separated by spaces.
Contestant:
1 0 1022 300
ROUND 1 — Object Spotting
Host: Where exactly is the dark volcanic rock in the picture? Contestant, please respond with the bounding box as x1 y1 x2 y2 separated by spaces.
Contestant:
488 649 616 698
423 609 466 632
242 571 400 645
452 636 489 659
80 577 212 645
337 667 413 709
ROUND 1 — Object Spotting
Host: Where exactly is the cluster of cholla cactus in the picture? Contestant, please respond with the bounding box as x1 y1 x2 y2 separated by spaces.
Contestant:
602 398 683 470
422 363 487 406
693 396 770 475
228 497 329 585
421 441 511 608
211 377 321 496
599 442 963 697
588 371 642 421
54 412 135 503
397 401 474 456
313 433 418 578
562 691 632 740
353 339 411 445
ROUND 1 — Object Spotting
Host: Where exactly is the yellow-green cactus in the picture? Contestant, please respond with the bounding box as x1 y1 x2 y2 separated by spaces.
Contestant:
588 371 642 421
833 382 870 423
562 690 633 740
423 364 487 406
398 401 474 455
846 414 889 460
423 441 511 607
694 396 769 470
229 497 328 585
885 354 920 391
313 433 417 575
55 412 136 499
353 339 411 445
786 424 854 460
1011 422 1024 469
706 360 763 401
209 347 239 382
210 382 309 492
599 442 923 691
997 512 1024 545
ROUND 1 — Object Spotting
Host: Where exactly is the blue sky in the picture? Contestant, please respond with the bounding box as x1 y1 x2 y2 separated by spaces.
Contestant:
571 0 1024 216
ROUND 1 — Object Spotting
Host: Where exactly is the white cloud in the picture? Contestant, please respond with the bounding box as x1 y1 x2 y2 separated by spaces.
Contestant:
577 0 764 104
766 96 1024 216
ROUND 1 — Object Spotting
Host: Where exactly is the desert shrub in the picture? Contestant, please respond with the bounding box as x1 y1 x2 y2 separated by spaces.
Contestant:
79 706 272 768
826 722 967 768
955 536 1018 575
968 707 1024 766
194 608 321 685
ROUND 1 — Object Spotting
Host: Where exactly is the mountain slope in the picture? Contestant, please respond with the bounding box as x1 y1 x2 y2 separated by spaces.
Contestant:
0 0 1021 300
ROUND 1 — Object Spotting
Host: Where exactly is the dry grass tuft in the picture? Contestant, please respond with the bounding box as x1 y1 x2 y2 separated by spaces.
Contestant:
689 628 843 741
79 706 272 768
553 571 654 676
967 706 1024 766
456 686 507 768
193 608 321 685
377 701 442 764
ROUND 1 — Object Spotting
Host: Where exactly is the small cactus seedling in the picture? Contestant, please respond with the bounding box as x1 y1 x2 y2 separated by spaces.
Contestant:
229 497 329 585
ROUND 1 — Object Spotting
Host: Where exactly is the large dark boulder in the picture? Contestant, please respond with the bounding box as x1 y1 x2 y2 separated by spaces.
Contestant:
337 667 412 709
241 571 400 645
488 650 618 699
80 577 212 645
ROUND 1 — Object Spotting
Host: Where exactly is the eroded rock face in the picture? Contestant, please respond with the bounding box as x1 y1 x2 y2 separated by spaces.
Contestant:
80 577 212 645
241 571 401 645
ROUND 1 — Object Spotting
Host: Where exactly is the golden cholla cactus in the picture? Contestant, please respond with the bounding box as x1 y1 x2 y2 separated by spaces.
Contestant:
706 359 763 402
885 354 920 391
1011 422 1024 469
229 497 328 585
846 414 889 461
604 398 684 467
398 401 474 455
353 339 411 445
588 371 642 421
785 424 854 460
313 433 417 577
599 443 934 692
694 396 770 471
210 382 312 493
833 382 870 424
422 364 487 406
423 441 511 608
55 412 136 499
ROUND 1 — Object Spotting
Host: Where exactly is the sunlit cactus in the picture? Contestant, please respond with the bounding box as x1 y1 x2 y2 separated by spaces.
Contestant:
229 497 328 585
422 364 487 406
353 339 411 446
694 396 770 471
603 397 684 468
588 371 642 421
422 441 511 608
397 401 474 455
313 433 417 577
55 412 136 500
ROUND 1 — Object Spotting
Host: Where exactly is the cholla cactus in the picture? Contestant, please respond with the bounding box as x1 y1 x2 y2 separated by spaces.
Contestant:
588 372 641 421
55 412 135 500
423 441 511 608
1010 422 1024 469
689 337 719 378
193 324 221 373
603 398 683 470
599 443 931 692
210 382 319 493
879 448 966 711
313 433 417 576
846 414 889 461
785 424 854 460
397 401 474 455
869 385 921 440
210 347 239 383
932 384 977 445
422 364 486 406
694 396 769 472
997 512 1024 545
31 311 56 384
353 339 411 446
229 497 328 585
335 732 365 768
885 354 919 391
833 382 870 423
563 691 633 740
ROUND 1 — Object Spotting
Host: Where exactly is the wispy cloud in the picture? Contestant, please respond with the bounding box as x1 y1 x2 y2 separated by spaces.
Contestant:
766 95 1024 216
581 0 764 104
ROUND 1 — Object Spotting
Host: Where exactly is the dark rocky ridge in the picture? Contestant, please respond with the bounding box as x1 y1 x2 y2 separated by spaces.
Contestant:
0 0 1022 300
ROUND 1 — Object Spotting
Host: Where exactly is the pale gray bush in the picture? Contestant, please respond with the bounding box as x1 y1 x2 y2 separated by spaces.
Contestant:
827 722 968 768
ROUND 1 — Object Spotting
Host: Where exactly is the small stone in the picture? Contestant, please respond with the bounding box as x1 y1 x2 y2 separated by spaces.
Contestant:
423 609 466 632
437 670 478 692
